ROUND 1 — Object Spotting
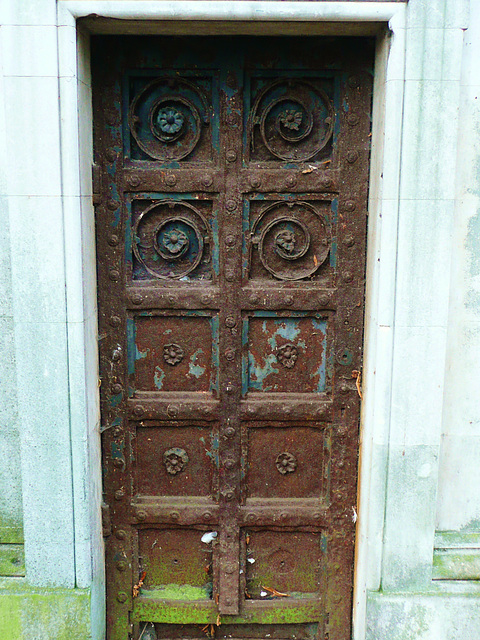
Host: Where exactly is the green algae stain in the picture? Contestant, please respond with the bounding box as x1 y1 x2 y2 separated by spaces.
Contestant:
141 584 211 601
0 584 91 640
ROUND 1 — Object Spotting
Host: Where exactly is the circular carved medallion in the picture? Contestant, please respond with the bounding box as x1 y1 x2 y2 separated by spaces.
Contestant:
251 201 330 280
151 102 186 141
129 77 208 161
133 200 210 280
250 80 334 162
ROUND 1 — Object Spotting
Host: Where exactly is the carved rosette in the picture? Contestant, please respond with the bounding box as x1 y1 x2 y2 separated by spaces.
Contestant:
163 448 189 475
277 343 298 369
154 106 184 137
163 343 184 366
275 452 298 475
162 228 189 256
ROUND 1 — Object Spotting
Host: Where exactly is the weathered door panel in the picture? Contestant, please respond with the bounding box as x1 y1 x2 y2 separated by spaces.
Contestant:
93 36 373 640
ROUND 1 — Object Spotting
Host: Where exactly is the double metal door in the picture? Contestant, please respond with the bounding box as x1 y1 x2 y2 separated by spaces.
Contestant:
93 35 372 640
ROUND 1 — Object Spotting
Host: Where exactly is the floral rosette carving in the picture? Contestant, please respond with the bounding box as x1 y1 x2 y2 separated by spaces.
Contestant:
275 452 298 475
156 107 184 136
132 201 211 281
163 343 184 366
277 343 298 369
162 228 189 258
163 448 189 475
278 109 302 132
128 76 210 161
275 229 297 259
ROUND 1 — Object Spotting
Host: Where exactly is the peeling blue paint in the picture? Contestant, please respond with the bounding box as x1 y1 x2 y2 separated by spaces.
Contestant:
274 319 301 341
154 366 165 390
200 435 219 467
248 352 280 391
188 348 206 379
330 198 338 268
210 316 220 393
136 346 149 360
126 318 136 376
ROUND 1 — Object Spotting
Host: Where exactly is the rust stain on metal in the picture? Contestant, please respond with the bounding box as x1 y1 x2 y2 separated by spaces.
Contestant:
93 35 373 640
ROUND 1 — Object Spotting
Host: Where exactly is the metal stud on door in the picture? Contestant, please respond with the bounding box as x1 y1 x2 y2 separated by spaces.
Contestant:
93 35 373 640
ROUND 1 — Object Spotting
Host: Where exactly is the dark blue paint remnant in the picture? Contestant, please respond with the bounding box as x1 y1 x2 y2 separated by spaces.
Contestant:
110 393 123 408
111 440 125 461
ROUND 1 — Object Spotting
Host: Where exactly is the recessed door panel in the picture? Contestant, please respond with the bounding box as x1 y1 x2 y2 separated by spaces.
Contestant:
246 425 327 499
245 314 329 394
245 531 324 597
245 198 334 283
129 197 218 282
138 529 213 596
128 314 218 394
134 424 218 498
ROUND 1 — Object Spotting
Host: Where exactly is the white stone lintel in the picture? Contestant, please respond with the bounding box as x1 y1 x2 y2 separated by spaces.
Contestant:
58 1 406 24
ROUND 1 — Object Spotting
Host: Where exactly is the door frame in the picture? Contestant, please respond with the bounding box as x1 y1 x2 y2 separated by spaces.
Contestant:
56 3 408 639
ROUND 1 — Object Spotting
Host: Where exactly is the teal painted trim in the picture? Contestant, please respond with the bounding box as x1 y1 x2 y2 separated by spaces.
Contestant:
0 579 91 640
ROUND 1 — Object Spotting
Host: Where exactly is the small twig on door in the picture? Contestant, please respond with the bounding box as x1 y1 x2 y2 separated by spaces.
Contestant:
261 585 290 598
352 370 362 399
133 571 146 598
201 624 215 637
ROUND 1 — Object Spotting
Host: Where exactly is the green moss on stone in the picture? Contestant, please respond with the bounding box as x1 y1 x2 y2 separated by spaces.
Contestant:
0 579 91 640
0 545 25 577
0 514 23 545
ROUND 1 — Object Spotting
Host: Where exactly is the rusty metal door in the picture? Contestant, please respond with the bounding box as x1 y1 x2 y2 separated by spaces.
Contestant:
93 36 373 640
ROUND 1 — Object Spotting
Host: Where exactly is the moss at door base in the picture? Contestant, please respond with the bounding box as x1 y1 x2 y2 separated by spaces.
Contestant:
0 578 91 640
